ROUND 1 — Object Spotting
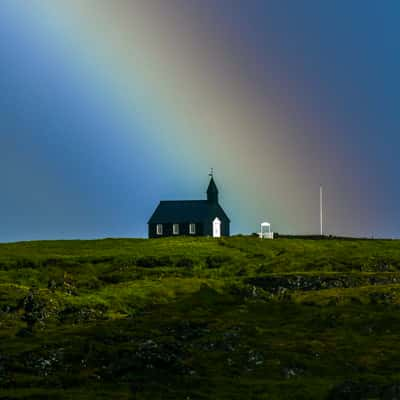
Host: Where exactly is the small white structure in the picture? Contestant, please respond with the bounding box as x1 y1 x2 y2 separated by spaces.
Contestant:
213 217 221 238
259 222 274 239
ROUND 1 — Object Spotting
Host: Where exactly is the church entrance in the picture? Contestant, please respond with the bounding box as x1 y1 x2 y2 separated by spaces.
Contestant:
213 217 221 238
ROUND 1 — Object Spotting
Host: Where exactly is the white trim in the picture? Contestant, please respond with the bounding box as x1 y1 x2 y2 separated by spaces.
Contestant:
156 224 163 235
189 223 196 235
173 224 179 235
213 217 221 238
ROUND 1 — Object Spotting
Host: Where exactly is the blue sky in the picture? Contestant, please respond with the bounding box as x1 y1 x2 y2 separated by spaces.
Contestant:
1 1 400 241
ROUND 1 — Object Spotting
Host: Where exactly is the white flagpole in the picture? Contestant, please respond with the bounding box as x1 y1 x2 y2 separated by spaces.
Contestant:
320 185 323 236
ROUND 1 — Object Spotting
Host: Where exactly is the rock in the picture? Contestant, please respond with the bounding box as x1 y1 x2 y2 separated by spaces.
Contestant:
0 354 8 385
327 381 380 400
48 279 57 291
382 383 400 400
167 320 209 341
246 274 400 294
18 289 46 331
247 350 264 366
282 367 304 379
102 339 187 380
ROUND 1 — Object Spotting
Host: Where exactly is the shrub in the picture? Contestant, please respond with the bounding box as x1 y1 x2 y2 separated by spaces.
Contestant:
205 255 231 269
43 258 82 270
14 258 39 269
18 289 46 332
175 257 195 268
99 273 124 284
112 257 136 269
0 261 10 270
88 256 116 265
136 256 158 268
43 258 60 266
136 256 173 268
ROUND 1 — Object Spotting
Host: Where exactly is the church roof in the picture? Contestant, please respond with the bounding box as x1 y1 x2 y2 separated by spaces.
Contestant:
207 177 218 194
148 200 230 224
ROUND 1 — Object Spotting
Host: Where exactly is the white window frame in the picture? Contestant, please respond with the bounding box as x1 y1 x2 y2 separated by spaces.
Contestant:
156 224 163 235
189 223 196 235
173 224 179 235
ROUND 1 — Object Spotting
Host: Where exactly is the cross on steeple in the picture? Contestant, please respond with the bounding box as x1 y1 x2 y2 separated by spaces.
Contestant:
209 168 214 178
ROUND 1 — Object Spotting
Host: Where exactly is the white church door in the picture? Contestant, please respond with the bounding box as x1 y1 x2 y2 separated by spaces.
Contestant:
213 217 221 238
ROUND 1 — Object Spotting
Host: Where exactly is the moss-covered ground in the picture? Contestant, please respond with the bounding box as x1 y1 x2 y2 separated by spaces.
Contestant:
1 236 400 399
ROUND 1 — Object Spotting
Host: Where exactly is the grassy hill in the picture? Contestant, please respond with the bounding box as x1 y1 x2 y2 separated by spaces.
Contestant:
1 236 400 399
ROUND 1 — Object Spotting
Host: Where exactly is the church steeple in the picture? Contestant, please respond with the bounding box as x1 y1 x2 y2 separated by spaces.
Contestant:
207 170 219 203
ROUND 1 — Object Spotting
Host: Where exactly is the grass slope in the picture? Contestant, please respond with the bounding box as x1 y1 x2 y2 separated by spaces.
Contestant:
1 236 400 399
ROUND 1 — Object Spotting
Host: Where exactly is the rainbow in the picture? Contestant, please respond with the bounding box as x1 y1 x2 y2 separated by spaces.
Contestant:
0 1 389 239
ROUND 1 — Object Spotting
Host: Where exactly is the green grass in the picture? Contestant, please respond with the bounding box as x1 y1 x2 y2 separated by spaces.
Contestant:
1 236 400 399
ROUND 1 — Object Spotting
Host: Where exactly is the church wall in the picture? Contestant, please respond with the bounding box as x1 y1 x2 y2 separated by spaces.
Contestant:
148 222 205 238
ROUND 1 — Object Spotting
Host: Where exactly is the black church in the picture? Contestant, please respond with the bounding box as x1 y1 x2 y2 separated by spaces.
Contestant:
148 175 230 238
